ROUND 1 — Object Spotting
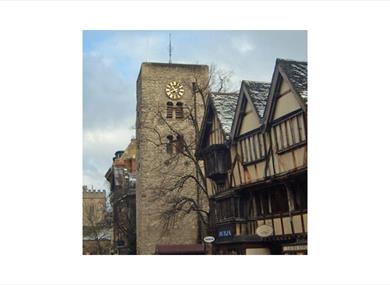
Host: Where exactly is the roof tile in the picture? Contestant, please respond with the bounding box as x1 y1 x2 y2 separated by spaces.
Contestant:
243 80 271 118
210 92 239 139
278 59 307 101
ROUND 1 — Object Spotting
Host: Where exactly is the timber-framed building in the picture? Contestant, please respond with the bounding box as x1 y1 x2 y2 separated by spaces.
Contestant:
197 59 307 255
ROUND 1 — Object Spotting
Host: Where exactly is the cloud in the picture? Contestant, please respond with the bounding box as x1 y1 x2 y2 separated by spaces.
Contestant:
109 32 166 61
83 52 136 130
232 37 255 54
84 31 168 66
83 125 135 190
83 50 137 190
83 126 134 147
83 30 307 190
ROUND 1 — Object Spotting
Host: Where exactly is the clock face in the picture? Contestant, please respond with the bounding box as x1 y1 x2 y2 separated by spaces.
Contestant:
165 81 184 100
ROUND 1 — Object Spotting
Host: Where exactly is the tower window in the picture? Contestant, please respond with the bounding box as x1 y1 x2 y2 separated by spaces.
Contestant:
176 102 183 119
167 102 173 119
166 135 173 154
176 135 184 153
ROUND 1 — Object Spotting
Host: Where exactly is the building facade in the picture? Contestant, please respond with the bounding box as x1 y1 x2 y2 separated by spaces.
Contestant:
105 139 137 254
197 59 307 255
136 62 209 254
82 186 111 254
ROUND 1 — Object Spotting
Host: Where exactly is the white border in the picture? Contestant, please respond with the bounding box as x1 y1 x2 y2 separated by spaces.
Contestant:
1 1 390 284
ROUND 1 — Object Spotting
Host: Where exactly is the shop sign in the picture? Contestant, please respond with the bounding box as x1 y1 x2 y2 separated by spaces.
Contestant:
217 224 235 238
255 224 273 237
218 230 232 238
203 236 215 243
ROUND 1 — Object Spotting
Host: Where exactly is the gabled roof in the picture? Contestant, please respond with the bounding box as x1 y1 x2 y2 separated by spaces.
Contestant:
230 80 271 140
263 58 307 127
242 80 271 119
278 59 307 101
196 92 239 158
210 92 239 139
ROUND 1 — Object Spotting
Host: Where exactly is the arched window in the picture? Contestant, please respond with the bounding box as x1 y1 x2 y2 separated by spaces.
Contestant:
167 102 173 119
175 102 183 119
166 135 173 154
176 135 184 153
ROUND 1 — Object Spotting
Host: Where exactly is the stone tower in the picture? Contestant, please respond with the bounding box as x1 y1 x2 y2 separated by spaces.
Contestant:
136 62 209 254
82 187 106 227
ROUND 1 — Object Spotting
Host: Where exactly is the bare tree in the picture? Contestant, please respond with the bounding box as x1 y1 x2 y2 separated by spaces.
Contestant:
144 65 234 240
110 183 136 254
83 202 112 255
208 64 234 93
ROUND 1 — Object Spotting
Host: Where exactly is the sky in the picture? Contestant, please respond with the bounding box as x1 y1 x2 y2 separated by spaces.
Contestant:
83 30 307 191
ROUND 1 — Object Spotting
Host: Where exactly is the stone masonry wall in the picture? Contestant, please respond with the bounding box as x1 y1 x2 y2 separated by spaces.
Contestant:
136 62 209 254
83 190 106 226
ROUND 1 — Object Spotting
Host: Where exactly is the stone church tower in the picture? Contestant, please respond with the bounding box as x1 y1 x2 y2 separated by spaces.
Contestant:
136 62 209 254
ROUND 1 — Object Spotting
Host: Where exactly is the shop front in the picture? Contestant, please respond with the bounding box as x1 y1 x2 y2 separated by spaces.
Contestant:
213 222 307 255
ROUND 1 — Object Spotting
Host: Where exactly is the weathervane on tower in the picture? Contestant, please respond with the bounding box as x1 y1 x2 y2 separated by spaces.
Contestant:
169 33 172 64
